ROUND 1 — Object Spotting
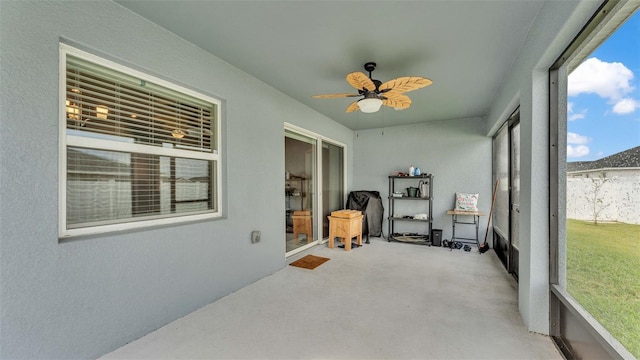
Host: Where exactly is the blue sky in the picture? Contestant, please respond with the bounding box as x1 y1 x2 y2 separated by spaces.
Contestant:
567 10 640 161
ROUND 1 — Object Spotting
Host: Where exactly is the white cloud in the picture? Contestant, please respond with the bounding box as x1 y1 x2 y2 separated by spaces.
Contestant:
612 98 639 114
567 132 589 158
568 109 587 121
567 102 587 121
569 57 634 99
569 57 638 115
567 145 590 158
567 132 589 144
569 113 586 121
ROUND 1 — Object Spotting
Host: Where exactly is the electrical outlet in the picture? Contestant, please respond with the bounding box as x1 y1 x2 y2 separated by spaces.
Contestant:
251 230 261 243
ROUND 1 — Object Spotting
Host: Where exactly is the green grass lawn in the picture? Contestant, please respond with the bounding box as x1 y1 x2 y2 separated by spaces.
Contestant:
566 219 640 358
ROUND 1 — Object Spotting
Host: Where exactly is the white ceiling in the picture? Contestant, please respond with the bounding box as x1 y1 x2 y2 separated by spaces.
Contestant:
116 1 546 130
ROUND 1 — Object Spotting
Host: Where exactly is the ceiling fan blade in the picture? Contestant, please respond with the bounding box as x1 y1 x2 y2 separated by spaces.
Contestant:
346 72 377 92
312 93 360 98
379 76 432 93
382 92 412 109
346 100 360 113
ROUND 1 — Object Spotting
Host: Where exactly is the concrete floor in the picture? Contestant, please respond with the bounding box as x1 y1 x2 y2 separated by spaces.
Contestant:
100 238 562 359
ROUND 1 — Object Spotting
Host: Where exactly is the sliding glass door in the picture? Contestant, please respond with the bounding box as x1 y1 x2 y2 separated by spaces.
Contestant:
493 122 509 268
322 141 344 239
509 121 520 278
285 130 316 253
492 109 520 279
285 126 345 256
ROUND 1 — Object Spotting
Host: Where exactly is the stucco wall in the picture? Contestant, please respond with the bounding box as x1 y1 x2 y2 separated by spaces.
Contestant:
567 173 640 224
0 1 353 359
351 118 492 242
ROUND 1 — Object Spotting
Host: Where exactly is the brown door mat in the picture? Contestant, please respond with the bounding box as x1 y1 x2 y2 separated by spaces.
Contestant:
289 254 330 270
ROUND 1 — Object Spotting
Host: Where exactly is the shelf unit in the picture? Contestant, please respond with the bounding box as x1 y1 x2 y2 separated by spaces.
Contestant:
285 177 306 230
387 174 433 245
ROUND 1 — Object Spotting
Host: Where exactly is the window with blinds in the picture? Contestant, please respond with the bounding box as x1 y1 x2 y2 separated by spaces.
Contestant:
59 44 221 238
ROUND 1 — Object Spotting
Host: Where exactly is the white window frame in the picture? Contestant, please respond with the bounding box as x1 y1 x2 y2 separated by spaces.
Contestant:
59 44 222 239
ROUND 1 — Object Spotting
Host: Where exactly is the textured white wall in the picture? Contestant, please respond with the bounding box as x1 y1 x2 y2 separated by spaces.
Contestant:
0 2 352 359
567 174 640 224
351 118 492 242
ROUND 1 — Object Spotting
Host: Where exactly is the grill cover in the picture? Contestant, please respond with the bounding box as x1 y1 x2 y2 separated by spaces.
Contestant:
345 191 384 237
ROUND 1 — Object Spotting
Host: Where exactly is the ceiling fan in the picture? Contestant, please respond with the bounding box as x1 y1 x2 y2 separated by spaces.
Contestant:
312 62 432 113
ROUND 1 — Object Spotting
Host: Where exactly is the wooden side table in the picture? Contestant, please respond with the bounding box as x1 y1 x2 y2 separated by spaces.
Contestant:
327 210 363 251
446 210 486 247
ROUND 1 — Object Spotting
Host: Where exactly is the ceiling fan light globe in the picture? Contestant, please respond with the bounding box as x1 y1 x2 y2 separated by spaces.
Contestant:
358 98 383 113
172 129 186 139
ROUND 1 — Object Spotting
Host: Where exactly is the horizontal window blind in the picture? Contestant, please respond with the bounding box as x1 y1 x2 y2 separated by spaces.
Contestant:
66 148 213 228
66 55 216 152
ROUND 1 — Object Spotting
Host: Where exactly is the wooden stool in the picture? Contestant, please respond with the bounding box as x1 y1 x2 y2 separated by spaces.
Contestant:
327 210 363 251
292 210 312 244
